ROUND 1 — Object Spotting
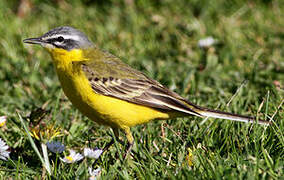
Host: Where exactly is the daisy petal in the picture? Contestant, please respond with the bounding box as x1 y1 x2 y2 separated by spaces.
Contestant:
198 37 216 48
0 138 10 161
0 116 7 127
88 167 101 180
60 149 83 163
84 148 103 159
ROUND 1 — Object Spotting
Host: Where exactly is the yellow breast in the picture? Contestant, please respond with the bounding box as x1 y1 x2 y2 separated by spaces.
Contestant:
47 48 171 129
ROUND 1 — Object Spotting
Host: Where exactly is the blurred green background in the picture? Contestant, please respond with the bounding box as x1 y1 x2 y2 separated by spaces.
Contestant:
0 0 283 179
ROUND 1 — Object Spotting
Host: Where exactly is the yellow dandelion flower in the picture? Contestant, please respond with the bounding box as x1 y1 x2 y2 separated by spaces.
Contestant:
29 124 63 142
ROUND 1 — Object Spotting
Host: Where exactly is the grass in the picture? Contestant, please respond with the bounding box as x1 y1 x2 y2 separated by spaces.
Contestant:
0 0 283 179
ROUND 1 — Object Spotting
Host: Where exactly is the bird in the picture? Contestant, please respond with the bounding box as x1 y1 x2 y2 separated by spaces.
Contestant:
23 26 270 158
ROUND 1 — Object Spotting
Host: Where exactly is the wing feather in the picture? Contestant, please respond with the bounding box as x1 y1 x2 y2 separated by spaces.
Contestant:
81 62 201 116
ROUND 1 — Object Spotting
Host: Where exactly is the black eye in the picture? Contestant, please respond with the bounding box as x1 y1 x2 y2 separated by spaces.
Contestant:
57 36 64 42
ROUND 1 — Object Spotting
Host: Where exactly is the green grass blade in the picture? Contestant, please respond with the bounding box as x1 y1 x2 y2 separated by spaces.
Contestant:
17 112 50 175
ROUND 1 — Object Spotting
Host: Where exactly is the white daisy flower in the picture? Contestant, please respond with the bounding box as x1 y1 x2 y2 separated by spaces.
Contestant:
84 148 103 159
60 149 83 163
198 37 216 48
88 167 101 180
0 116 7 127
0 138 10 161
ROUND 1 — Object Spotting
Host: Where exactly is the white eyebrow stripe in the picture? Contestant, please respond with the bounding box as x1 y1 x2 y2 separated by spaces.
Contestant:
43 34 81 41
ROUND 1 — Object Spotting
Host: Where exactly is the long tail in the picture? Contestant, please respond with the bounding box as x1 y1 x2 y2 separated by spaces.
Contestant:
193 106 271 125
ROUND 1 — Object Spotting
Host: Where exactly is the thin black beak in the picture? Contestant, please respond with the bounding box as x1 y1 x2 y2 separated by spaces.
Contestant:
23 37 43 45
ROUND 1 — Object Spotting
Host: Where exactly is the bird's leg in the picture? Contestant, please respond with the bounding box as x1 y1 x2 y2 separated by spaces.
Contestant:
103 128 120 152
113 128 125 146
92 128 119 166
103 139 114 152
123 127 134 159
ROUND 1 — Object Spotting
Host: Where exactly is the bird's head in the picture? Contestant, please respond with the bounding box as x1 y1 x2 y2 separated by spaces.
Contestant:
23 26 93 51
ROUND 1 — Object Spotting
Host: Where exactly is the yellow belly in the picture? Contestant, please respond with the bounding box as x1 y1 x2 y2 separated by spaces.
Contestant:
48 48 172 129
56 67 171 129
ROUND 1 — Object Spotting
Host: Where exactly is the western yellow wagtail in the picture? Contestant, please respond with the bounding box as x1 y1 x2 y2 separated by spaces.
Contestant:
23 26 270 157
